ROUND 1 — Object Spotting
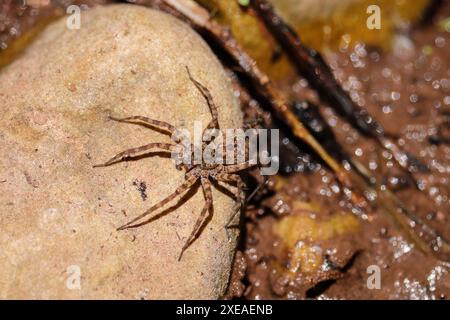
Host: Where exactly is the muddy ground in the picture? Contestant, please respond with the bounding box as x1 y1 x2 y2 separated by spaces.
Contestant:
228 3 450 300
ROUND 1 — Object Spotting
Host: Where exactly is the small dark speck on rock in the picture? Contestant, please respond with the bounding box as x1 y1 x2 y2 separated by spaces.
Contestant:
133 179 148 201
23 171 39 188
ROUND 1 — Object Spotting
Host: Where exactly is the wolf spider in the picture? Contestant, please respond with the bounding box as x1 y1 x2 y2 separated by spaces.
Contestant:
95 67 257 260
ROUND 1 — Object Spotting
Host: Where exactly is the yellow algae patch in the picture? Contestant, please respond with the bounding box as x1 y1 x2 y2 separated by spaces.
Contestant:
291 200 322 214
274 213 360 247
275 0 430 51
273 210 360 275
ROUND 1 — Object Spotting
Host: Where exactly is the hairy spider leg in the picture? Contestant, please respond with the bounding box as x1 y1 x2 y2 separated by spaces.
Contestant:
109 115 177 135
215 173 246 240
246 174 269 203
224 161 258 173
93 143 175 167
101 115 190 169
117 174 199 230
178 177 213 261
186 67 225 164
186 66 220 130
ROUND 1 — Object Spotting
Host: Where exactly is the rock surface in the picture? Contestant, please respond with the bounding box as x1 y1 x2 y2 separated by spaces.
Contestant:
0 4 242 299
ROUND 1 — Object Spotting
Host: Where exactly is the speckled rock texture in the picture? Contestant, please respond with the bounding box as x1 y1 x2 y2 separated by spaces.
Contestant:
0 4 242 299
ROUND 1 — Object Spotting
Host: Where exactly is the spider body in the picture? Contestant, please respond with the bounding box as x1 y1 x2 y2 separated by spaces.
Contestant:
95 67 256 260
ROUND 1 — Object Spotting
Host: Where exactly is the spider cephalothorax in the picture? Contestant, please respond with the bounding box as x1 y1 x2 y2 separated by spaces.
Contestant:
95 67 256 260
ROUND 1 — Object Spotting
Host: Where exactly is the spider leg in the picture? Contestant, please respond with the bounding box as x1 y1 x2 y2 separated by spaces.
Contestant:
109 115 177 136
185 66 219 130
215 173 246 241
215 174 246 200
93 143 174 167
117 174 198 230
178 178 213 261
224 161 258 173
246 174 269 203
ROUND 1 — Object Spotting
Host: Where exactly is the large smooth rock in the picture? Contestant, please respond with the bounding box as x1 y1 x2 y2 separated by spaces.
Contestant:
0 4 242 299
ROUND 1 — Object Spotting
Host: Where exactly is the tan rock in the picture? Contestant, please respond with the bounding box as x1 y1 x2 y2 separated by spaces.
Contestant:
0 4 242 299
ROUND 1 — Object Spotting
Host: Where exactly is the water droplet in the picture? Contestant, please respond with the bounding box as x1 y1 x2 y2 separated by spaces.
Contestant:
432 80 440 90
382 105 393 114
391 91 401 101
409 93 419 103
355 148 363 157
444 96 450 105
382 68 392 78
435 36 445 48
